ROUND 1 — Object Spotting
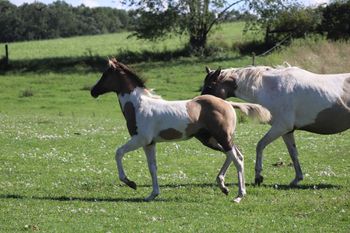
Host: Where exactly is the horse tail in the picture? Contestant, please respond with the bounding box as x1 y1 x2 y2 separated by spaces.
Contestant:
229 102 271 123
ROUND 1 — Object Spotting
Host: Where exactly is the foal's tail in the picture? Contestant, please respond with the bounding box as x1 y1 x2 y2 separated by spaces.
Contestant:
229 102 271 123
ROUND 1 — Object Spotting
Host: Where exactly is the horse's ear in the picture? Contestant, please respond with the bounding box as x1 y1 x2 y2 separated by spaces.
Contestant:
108 58 118 69
211 67 221 81
205 66 212 74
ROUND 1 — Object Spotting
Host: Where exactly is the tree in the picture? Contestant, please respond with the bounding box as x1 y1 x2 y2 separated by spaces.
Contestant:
0 1 24 42
319 0 350 40
262 6 321 44
124 0 244 51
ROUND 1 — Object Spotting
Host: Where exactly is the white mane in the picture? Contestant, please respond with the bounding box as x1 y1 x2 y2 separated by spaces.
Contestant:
221 63 295 91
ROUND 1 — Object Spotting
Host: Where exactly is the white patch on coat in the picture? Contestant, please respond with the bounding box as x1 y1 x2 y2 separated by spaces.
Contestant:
222 66 350 130
119 87 191 143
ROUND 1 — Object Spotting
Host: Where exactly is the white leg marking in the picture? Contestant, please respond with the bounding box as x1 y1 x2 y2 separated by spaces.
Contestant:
226 146 245 203
255 126 286 185
216 155 232 195
282 132 303 186
115 136 144 190
143 143 160 201
234 145 246 197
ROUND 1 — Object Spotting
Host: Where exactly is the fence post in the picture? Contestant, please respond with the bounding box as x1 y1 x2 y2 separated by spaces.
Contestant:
5 44 9 66
252 52 255 66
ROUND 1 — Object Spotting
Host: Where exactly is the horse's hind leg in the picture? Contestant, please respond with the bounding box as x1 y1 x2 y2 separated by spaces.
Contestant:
194 133 231 195
282 132 303 186
226 145 246 203
143 143 160 201
217 155 232 195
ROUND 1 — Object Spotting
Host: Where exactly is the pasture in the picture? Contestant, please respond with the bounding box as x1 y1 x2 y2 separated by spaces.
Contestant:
0 22 349 232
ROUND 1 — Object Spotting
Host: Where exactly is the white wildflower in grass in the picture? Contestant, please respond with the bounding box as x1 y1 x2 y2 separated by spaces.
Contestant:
173 143 180 150
319 166 336 177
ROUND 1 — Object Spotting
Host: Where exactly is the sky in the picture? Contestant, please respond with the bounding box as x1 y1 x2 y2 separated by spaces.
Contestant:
9 0 330 9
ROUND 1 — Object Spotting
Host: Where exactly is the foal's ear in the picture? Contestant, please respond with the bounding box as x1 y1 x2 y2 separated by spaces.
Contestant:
205 66 212 74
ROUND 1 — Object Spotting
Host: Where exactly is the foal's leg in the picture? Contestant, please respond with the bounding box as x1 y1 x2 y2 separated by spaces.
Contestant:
282 132 303 186
255 127 285 185
116 137 143 189
143 143 160 201
234 145 246 195
217 155 232 195
194 134 231 194
226 146 245 203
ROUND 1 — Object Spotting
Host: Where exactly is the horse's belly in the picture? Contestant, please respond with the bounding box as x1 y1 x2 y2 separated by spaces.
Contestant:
298 103 350 134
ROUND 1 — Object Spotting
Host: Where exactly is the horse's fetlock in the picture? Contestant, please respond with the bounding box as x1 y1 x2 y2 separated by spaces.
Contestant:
217 175 225 183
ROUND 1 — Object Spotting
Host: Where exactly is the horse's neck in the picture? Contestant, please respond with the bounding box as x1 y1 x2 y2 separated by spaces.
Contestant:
118 87 144 110
235 90 257 103
235 77 260 103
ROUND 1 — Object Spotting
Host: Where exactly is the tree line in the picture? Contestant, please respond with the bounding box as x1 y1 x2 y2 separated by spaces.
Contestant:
0 0 131 43
250 0 350 45
124 0 350 51
1 0 349 51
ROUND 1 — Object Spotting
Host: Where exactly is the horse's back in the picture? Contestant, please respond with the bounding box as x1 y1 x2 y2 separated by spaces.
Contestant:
189 95 236 130
261 68 350 134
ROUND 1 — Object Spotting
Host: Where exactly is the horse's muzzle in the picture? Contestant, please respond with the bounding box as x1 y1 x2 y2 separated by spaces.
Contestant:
90 88 99 98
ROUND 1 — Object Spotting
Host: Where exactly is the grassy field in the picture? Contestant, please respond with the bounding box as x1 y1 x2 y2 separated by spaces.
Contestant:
0 22 349 232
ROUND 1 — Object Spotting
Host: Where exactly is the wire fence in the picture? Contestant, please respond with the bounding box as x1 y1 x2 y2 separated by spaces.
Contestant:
251 34 292 66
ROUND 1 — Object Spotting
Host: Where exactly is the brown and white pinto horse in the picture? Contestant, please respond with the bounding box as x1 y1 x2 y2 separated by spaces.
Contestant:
91 59 271 202
201 65 350 186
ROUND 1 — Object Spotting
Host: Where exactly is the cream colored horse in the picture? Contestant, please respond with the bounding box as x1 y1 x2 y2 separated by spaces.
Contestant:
91 59 271 202
202 65 350 186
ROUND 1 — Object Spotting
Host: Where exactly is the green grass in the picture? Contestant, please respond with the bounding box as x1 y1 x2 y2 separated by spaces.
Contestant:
0 22 245 61
0 22 349 232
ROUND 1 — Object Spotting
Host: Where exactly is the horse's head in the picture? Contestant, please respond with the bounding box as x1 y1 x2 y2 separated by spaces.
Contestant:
201 66 237 99
91 58 145 98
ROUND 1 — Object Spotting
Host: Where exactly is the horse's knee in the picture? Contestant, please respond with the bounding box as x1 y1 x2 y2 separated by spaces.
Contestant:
256 140 266 153
116 147 124 159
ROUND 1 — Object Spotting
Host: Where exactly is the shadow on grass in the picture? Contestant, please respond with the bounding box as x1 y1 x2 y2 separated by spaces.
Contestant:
0 47 246 74
0 56 107 74
256 183 342 190
0 194 169 203
126 182 342 191
2 183 338 203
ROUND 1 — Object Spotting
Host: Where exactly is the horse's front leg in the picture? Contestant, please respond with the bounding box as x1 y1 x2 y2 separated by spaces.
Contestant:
282 132 303 186
116 137 143 190
255 126 285 185
143 143 159 201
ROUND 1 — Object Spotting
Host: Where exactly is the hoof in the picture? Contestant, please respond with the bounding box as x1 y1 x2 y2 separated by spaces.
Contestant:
254 175 264 186
216 176 229 195
144 193 159 202
289 178 302 187
124 178 137 190
233 195 243 203
220 187 229 196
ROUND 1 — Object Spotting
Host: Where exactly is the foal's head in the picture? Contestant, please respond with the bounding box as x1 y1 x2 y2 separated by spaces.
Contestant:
91 58 145 98
201 67 238 99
